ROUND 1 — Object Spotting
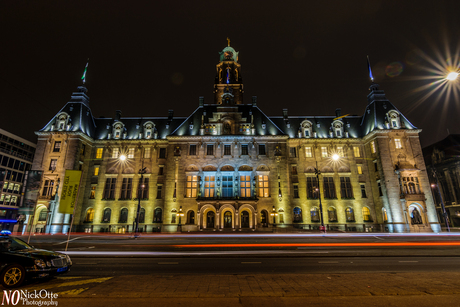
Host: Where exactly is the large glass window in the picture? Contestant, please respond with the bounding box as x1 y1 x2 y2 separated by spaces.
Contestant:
144 148 151 159
138 208 145 224
204 176 215 197
258 175 269 197
119 208 128 223
328 207 337 222
42 180 55 197
340 177 353 198
85 208 94 222
305 147 312 158
293 207 302 223
186 175 198 198
306 177 318 199
222 175 233 198
53 141 61 152
240 175 251 198
120 178 133 199
153 208 163 222
96 148 103 159
353 146 360 157
112 148 119 158
362 207 372 222
38 209 47 222
310 207 319 222
103 178 117 199
395 138 402 149
102 208 111 223
323 177 336 198
345 207 354 222
321 147 328 157
128 148 135 159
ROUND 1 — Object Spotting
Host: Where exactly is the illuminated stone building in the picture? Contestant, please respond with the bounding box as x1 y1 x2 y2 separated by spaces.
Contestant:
28 43 440 234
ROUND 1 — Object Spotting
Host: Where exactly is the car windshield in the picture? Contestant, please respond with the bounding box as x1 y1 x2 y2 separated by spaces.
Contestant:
0 237 33 251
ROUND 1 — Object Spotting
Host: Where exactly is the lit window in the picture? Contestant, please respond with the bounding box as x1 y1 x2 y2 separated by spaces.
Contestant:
258 175 269 197
305 147 312 158
112 148 119 158
321 147 328 158
85 208 94 222
357 165 363 175
144 148 151 159
395 138 402 149
186 176 198 198
353 146 360 157
49 159 57 171
204 176 215 197
94 166 99 176
53 141 61 152
96 148 104 159
370 141 376 153
128 148 135 159
362 207 372 222
240 175 251 198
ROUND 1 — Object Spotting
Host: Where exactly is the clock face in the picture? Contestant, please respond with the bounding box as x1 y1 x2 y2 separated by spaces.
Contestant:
224 51 233 59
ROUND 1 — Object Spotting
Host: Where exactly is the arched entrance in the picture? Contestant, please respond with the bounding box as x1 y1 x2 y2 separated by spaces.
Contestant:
224 211 232 228
207 211 215 228
241 211 249 228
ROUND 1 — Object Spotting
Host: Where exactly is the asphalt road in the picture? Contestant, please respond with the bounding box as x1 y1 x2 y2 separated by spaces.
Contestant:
67 256 460 276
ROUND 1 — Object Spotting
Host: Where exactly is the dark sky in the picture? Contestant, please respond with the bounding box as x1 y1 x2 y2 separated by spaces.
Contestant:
1 0 460 147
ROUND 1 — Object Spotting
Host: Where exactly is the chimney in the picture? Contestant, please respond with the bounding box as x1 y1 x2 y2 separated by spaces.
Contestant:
335 108 341 118
199 96 204 106
115 110 122 121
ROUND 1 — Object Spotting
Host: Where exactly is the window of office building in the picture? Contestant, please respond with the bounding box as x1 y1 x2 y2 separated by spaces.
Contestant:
258 175 269 197
144 147 151 159
353 146 360 157
204 176 215 197
305 147 312 158
321 147 328 157
186 176 198 198
96 148 104 159
240 175 251 198
340 177 353 198
323 177 336 198
306 177 318 199
120 178 133 199
103 178 117 199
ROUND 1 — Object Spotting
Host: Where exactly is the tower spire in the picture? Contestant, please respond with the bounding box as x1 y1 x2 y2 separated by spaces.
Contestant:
227 37 230 47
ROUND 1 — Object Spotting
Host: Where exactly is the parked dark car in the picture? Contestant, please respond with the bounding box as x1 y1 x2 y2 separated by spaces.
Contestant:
0 231 72 288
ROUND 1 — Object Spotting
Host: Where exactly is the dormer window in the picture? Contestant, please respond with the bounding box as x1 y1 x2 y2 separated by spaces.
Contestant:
387 110 401 129
332 120 344 138
113 122 124 139
300 120 313 138
56 113 70 131
143 121 155 139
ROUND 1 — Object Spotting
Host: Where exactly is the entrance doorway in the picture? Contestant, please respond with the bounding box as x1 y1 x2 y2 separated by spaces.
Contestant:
241 211 249 228
224 211 232 228
207 211 215 228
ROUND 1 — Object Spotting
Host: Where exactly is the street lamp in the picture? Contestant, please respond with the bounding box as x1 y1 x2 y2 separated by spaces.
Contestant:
134 163 147 238
270 206 278 226
178 206 185 232
314 161 326 233
119 154 127 161
446 71 459 81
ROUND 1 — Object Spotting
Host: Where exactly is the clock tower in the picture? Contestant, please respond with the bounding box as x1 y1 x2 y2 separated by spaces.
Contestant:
214 39 243 105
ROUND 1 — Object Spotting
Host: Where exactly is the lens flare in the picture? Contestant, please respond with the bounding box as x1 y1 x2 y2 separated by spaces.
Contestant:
446 72 459 81
119 155 127 161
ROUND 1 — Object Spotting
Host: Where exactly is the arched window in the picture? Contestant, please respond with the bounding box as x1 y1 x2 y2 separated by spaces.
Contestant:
328 207 337 222
102 208 111 223
138 208 145 224
310 207 319 222
38 208 48 222
119 208 128 223
187 211 195 224
153 208 163 223
85 208 94 223
293 207 302 223
55 113 70 131
207 211 215 228
362 207 372 222
241 211 250 228
345 207 354 222
143 121 155 139
112 122 124 139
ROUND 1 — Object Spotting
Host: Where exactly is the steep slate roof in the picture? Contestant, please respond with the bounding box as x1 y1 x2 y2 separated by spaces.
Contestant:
360 83 417 135
38 83 416 141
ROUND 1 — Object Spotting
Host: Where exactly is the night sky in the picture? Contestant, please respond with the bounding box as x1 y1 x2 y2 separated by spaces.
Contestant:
1 0 460 147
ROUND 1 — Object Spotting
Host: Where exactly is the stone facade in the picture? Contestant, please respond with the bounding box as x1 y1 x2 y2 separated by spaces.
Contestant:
25 43 440 234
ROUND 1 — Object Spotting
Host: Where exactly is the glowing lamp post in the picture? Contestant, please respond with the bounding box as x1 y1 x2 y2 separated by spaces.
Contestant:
178 206 185 232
